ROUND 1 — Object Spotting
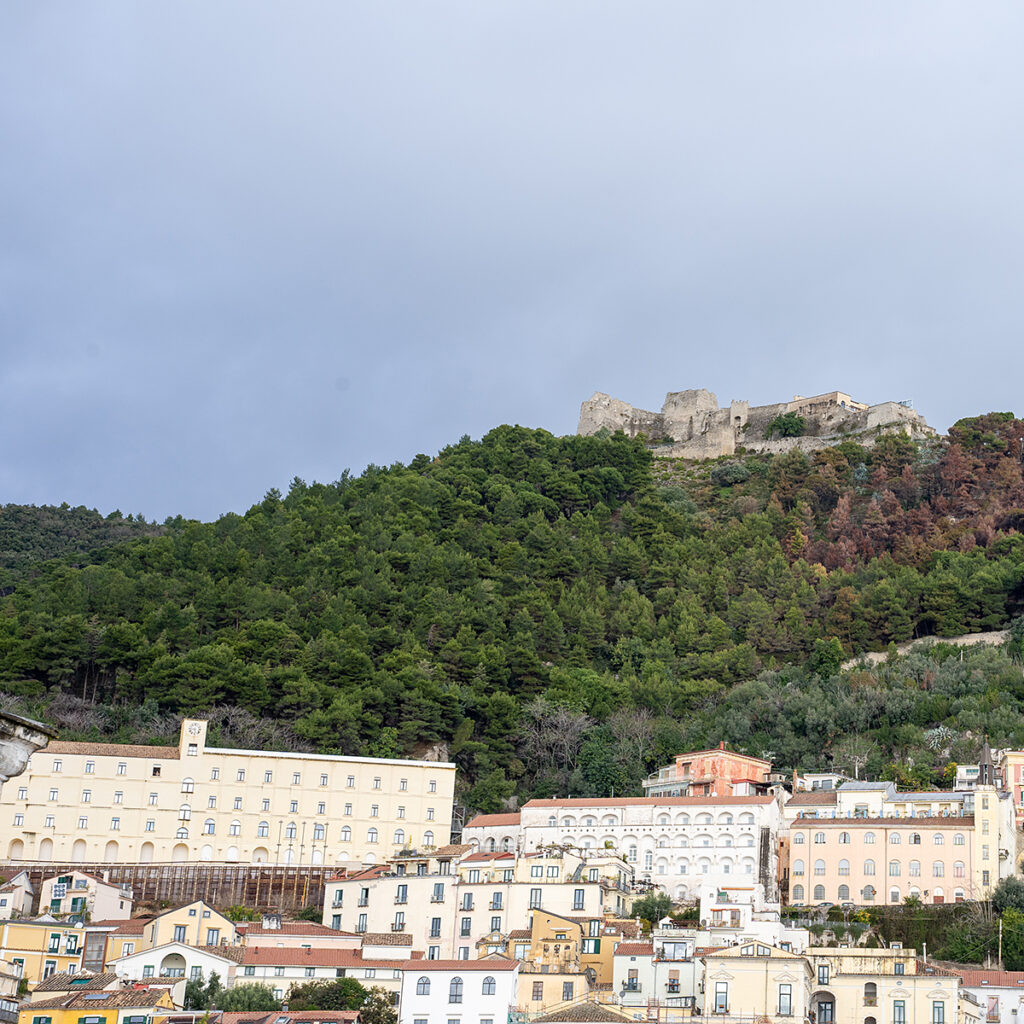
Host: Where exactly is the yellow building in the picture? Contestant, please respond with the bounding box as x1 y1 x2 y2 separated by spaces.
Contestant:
4 719 454 867
702 942 814 1023
807 948 967 1024
0 921 84 988
18 986 174 1024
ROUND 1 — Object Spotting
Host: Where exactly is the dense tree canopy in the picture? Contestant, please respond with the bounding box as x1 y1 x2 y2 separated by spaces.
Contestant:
2 419 1024 811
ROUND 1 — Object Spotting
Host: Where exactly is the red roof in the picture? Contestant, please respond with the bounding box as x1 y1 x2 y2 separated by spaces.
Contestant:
241 948 406 970
952 969 1023 986
614 942 653 956
464 813 522 828
524 796 773 807
398 958 518 971
239 923 348 937
463 851 515 862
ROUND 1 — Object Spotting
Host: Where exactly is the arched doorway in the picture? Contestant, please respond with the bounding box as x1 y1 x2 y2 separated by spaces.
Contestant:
311 848 323 864
104 840 119 862
252 847 269 863
226 846 239 862
200 845 213 861
72 839 87 862
140 842 154 863
7 839 23 861
160 952 186 978
39 838 53 861
172 843 188 862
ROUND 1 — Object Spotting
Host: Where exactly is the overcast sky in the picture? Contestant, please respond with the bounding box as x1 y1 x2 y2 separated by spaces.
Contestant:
2 3 1023 522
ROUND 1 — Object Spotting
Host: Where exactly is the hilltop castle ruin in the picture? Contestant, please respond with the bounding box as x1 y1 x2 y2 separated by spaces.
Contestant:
577 388 935 460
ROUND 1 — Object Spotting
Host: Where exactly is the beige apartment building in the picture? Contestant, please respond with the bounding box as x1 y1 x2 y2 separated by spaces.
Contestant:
37 871 133 920
2 719 455 866
784 782 1015 905
322 845 633 961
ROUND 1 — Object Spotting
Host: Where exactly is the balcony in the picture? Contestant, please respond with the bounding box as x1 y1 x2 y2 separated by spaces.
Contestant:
864 999 878 1007
394 897 407 904
489 902 503 911
391 923 405 932
622 983 642 993
331 900 343 908
430 896 445 903
357 899 369 907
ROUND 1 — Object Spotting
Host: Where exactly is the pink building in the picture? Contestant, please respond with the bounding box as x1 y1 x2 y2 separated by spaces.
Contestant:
643 743 773 798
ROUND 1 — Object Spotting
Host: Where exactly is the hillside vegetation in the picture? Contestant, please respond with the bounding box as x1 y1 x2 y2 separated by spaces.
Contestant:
2 415 1024 811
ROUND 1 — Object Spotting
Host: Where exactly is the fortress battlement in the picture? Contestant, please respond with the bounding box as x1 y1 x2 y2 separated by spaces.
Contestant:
577 389 935 459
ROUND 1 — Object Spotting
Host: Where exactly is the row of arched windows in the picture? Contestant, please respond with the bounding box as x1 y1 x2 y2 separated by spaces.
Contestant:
791 883 967 903
172 820 432 846
792 859 964 878
416 976 496 999
551 812 758 827
793 831 966 846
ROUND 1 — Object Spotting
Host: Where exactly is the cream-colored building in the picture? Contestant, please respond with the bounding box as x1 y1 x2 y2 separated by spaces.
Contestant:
2 719 455 866
808 948 972 1024
37 871 132 920
701 942 814 1022
322 845 633 961
0 919 84 987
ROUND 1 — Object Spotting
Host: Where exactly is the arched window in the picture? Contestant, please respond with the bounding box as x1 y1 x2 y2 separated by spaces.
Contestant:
890 834 901 845
449 977 463 1004
889 888 900 903
838 884 850 900
658 815 670 825
838 859 850 876
203 819 215 835
862 885 876 901
394 829 405 845
793 834 805 845
697 813 712 824
839 832 851 844
229 820 241 836
424 831 434 846
954 833 966 846
176 827 188 839
257 821 269 837
814 833 825 844
181 778 194 793
865 983 877 1005
792 884 805 902
313 823 325 841
178 804 191 820
285 822 297 839
628 846 637 863
934 834 945 845
792 859 805 875
889 861 901 876
814 860 825 875
739 813 754 824
864 859 876 876
548 816 556 827
814 884 826 901
954 861 965 877
909 860 921 877
864 832 875 844
486 838 495 852
341 826 352 842
368 828 378 844
416 977 430 995
643 851 653 870
562 817 573 827
583 817 596 826
910 833 921 845
482 976 496 995
720 814 733 825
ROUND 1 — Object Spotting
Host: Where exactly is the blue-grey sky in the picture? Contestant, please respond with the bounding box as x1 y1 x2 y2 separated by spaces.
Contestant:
3 3 1023 522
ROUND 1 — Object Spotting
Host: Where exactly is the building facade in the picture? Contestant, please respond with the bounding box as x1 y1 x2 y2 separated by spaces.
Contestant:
464 795 782 901
397 957 518 1024
2 719 455 866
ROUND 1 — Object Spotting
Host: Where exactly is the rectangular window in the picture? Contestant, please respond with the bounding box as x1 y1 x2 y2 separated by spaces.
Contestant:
53 760 62 772
207 928 220 945
371 804 379 817
264 770 273 783
894 962 905 976
114 791 123 804
430 780 437 792
318 801 326 815
780 984 793 1016
49 788 58 801
894 1001 906 1024
491 916 501 932
818 965 829 985
45 814 55 828
430 917 442 937
529 888 542 909
110 817 120 830
17 786 26 800
460 917 472 936
187 743 198 756
373 777 381 789
433 883 445 902
933 1002 945 1024
244 966 255 976
714 982 728 1013
292 772 301 785
237 769 245 781
211 767 220 780
347 775 355 787
532 982 544 1001
290 800 298 813
398 806 405 818
149 792 157 805
145 819 155 832
262 798 270 811
357 914 367 933
428 946 439 960
573 888 585 910
427 807 435 820
85 761 94 773
78 817 87 829
305 967 315 977
173 925 186 942
142 966 154 978
14 814 23 826
563 982 574 1001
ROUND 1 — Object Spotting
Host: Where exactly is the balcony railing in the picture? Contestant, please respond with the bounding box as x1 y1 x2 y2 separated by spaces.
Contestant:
394 897 407 904
391 923 405 932
430 896 445 903
864 998 878 1006
622 983 642 993
357 898 369 907
331 900 343 908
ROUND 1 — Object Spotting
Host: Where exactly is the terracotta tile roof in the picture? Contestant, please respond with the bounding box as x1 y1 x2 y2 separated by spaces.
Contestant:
240 923 345 937
361 933 413 946
464 813 522 828
507 929 531 940
280 1014 360 1023
45 740 179 759
241 948 406 969
613 920 642 938
524 796 773 807
201 945 246 963
432 844 474 856
613 942 653 956
787 792 839 805
397 958 518 971
695 946 726 956
33 971 118 992
92 916 152 933
25 989 171 1010
463 851 515 862
535 1003 635 1023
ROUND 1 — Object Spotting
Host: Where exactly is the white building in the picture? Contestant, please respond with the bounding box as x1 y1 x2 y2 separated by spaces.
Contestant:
397 957 519 1024
464 796 781 901
108 940 240 985
38 871 133 920
955 969 1024 1024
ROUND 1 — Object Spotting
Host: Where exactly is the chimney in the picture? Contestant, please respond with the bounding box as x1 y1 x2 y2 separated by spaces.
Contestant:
720 741 725 751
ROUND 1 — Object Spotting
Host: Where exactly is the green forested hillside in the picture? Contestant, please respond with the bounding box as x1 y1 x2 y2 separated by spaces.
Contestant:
2 417 1024 812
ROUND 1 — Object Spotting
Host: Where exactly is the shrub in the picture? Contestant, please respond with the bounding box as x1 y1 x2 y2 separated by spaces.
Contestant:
710 463 751 487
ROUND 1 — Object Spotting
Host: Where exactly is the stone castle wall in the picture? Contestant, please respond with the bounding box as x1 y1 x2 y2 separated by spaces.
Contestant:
578 389 935 459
